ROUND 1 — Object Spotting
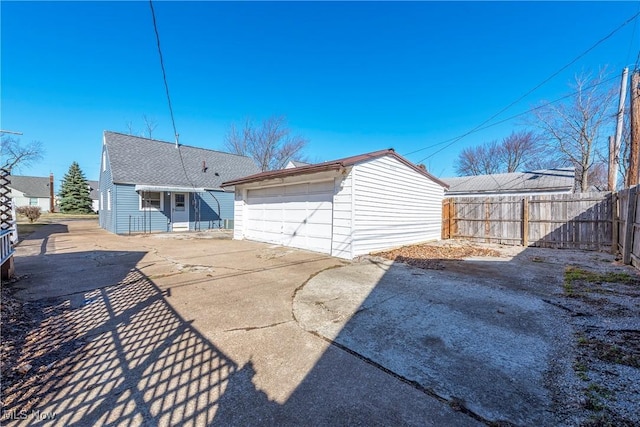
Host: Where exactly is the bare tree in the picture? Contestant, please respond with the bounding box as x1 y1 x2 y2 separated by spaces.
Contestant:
224 116 308 171
588 161 608 191
499 130 542 172
530 69 617 192
455 131 543 176
455 141 501 175
1 135 44 171
142 114 158 139
125 121 135 135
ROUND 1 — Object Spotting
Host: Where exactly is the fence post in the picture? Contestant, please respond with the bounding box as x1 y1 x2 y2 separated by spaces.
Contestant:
522 198 529 246
450 198 456 237
442 199 450 239
623 186 638 265
611 192 619 254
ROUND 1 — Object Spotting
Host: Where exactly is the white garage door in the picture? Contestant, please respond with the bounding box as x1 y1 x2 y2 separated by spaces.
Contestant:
245 181 334 254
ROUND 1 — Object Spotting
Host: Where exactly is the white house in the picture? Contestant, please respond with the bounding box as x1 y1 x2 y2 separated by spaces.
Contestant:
222 149 449 259
8 175 54 212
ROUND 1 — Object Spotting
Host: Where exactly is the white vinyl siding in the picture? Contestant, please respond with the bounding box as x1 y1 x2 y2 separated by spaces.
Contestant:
331 169 354 259
351 156 444 256
245 181 334 254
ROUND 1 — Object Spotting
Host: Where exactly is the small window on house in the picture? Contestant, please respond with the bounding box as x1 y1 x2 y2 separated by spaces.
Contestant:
102 152 106 172
29 198 38 206
100 193 104 211
107 190 112 211
139 191 162 210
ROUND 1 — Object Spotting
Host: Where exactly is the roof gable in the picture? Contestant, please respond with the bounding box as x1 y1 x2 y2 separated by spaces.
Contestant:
443 168 576 194
222 149 449 188
103 131 260 189
8 175 51 198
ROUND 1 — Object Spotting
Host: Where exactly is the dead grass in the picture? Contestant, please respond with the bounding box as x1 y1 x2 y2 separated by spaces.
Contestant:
374 243 502 270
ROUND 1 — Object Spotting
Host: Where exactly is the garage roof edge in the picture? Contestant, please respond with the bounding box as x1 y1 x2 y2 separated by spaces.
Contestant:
221 149 449 189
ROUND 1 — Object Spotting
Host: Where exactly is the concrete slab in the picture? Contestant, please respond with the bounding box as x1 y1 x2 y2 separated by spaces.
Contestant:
294 257 575 426
3 221 479 426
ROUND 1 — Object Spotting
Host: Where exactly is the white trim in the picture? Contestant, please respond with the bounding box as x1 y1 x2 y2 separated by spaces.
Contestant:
134 184 206 193
107 189 112 211
139 191 164 211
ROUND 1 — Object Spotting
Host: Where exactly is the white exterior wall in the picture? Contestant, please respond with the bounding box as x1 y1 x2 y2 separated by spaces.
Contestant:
351 156 444 256
11 190 50 211
233 188 245 240
331 169 353 259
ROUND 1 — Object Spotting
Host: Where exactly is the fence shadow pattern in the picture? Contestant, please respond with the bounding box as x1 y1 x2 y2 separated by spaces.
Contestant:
1 269 246 426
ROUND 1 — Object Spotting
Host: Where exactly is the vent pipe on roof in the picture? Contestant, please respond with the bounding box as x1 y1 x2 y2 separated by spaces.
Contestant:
202 160 208 173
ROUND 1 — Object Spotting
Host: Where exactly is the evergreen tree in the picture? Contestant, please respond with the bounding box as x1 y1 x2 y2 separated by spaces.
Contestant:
58 162 93 213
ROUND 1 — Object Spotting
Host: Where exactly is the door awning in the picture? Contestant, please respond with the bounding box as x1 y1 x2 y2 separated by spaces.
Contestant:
134 185 207 193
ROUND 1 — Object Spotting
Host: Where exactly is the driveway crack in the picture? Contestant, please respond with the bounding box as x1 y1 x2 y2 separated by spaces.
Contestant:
224 320 292 332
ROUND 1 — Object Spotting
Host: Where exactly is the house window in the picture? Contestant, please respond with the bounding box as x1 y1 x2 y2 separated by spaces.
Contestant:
102 151 106 172
139 191 163 211
107 190 112 211
29 198 38 206
100 193 103 211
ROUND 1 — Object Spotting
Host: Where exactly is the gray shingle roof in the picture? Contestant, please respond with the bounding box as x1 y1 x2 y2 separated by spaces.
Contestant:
8 175 51 198
104 131 260 190
87 180 99 200
443 168 576 195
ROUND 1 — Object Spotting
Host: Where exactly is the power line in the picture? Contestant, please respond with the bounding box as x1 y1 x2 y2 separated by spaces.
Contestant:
149 0 179 147
415 74 620 164
405 9 640 159
148 0 198 195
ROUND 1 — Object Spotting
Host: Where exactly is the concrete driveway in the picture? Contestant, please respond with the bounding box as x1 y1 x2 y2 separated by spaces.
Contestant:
295 257 574 426
3 221 479 426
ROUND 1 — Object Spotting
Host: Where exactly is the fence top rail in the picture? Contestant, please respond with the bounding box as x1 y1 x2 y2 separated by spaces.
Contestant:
0 228 14 238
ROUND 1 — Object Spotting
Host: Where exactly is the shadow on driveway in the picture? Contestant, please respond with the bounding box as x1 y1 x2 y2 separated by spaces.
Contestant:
2 263 281 425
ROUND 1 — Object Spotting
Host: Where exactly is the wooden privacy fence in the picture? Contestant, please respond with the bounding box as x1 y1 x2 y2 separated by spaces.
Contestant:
442 192 615 250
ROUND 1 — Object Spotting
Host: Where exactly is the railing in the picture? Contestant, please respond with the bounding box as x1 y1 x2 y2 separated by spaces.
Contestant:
1 228 15 267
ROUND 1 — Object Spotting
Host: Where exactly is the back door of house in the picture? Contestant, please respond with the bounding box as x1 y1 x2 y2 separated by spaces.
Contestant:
171 192 189 231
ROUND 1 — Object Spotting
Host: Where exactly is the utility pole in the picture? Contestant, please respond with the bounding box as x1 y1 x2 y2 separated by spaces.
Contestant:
610 68 628 191
609 135 615 191
629 70 640 187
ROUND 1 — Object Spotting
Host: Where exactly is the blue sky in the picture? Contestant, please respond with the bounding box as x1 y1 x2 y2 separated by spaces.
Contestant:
2 1 639 189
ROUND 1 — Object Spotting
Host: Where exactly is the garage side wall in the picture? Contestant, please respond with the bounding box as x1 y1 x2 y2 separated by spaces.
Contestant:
352 156 444 256
331 170 353 259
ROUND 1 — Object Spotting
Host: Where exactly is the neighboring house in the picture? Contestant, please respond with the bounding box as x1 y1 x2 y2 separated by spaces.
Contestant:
8 174 54 212
222 149 449 259
285 160 311 169
99 131 259 234
443 168 576 198
87 180 100 212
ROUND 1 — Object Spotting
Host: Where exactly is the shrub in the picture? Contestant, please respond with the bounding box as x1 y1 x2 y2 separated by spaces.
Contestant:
16 206 42 223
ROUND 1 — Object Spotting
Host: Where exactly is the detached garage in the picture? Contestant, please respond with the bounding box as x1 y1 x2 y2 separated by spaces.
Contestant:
221 149 448 259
